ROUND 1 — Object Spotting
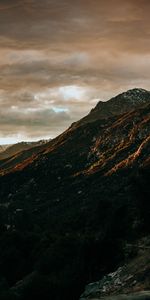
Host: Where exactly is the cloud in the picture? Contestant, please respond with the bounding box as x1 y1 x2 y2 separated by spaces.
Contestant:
0 105 71 139
0 0 150 142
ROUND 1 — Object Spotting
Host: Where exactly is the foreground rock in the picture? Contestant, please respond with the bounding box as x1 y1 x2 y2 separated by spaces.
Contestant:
83 291 150 299
80 238 150 300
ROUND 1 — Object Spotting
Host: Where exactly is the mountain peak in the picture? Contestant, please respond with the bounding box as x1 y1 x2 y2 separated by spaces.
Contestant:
122 87 148 94
95 87 150 109
73 88 150 128
115 87 150 102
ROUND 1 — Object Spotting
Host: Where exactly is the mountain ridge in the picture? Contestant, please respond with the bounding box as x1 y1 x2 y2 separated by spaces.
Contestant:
1 88 149 176
73 88 150 128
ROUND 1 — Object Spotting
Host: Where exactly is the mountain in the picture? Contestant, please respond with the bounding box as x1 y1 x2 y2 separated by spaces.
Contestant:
0 140 51 175
73 88 150 128
0 140 48 160
0 88 149 176
0 88 149 300
0 145 10 153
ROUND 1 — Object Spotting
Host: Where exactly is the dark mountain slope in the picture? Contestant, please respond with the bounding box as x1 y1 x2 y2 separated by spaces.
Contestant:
0 89 149 300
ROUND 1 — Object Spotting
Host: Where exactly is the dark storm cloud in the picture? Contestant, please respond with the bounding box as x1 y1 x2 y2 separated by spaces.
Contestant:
0 0 150 142
0 0 150 52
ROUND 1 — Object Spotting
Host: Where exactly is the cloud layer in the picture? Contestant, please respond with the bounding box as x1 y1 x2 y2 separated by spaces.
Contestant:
0 0 150 142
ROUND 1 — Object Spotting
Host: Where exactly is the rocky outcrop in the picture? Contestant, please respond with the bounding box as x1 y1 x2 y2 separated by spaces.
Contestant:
80 238 150 300
80 291 150 300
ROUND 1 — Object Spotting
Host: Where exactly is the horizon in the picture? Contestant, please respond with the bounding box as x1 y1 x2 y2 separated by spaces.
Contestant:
0 0 150 144
0 136 50 146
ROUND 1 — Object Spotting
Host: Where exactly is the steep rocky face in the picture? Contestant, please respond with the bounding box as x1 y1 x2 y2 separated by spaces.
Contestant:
0 89 149 300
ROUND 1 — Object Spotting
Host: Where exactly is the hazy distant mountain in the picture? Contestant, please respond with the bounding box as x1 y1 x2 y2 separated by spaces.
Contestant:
0 88 149 300
0 140 48 160
0 144 10 153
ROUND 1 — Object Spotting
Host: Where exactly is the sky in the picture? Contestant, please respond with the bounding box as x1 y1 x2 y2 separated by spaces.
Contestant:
0 0 150 144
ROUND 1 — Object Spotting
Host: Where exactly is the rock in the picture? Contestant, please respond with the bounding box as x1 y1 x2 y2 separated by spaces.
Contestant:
80 243 150 300
100 291 150 300
80 291 150 300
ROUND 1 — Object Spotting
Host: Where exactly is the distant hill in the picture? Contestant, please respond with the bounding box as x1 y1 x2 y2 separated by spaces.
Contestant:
0 144 10 153
0 140 48 160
